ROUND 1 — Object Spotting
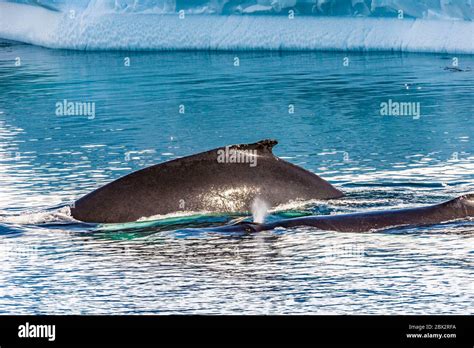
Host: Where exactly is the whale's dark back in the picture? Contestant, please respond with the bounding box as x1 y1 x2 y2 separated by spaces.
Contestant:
71 139 344 223
203 194 474 233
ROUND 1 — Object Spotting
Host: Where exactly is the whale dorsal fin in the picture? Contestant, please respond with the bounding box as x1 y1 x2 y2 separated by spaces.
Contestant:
230 139 278 154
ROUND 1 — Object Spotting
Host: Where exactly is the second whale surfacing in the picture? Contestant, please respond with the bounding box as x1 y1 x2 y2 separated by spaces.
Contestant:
200 194 474 233
71 139 344 223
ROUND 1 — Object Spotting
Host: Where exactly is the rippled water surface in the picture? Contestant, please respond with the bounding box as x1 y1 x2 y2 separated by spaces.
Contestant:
0 42 473 314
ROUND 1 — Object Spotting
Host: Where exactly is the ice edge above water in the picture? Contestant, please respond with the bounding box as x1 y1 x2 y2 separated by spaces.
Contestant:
0 2 473 53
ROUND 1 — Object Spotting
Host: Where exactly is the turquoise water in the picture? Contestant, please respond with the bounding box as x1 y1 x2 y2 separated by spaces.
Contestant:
0 41 473 314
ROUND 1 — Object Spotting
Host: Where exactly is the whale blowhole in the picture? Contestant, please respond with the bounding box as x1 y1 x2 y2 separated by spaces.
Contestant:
251 197 270 224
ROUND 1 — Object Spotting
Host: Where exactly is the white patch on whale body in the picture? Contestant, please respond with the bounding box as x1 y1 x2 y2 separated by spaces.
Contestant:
199 186 261 212
251 197 270 223
136 210 212 222
462 194 474 206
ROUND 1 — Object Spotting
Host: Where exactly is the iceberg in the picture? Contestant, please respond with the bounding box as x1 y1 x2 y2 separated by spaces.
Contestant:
0 1 473 53
5 0 474 19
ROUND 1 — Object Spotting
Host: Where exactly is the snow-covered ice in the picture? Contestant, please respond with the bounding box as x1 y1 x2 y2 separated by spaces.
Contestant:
0 1 473 53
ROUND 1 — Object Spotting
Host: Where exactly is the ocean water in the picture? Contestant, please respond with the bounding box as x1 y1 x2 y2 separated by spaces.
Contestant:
0 41 473 314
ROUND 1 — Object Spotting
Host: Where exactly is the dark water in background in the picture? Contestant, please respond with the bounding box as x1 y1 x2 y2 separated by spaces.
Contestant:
0 42 473 314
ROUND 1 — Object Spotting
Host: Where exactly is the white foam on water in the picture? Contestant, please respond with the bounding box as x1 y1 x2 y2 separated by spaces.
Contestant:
0 206 75 225
0 2 473 53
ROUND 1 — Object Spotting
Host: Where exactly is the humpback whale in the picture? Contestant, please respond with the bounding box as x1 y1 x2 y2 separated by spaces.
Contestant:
71 139 473 232
71 139 344 223
202 194 474 233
